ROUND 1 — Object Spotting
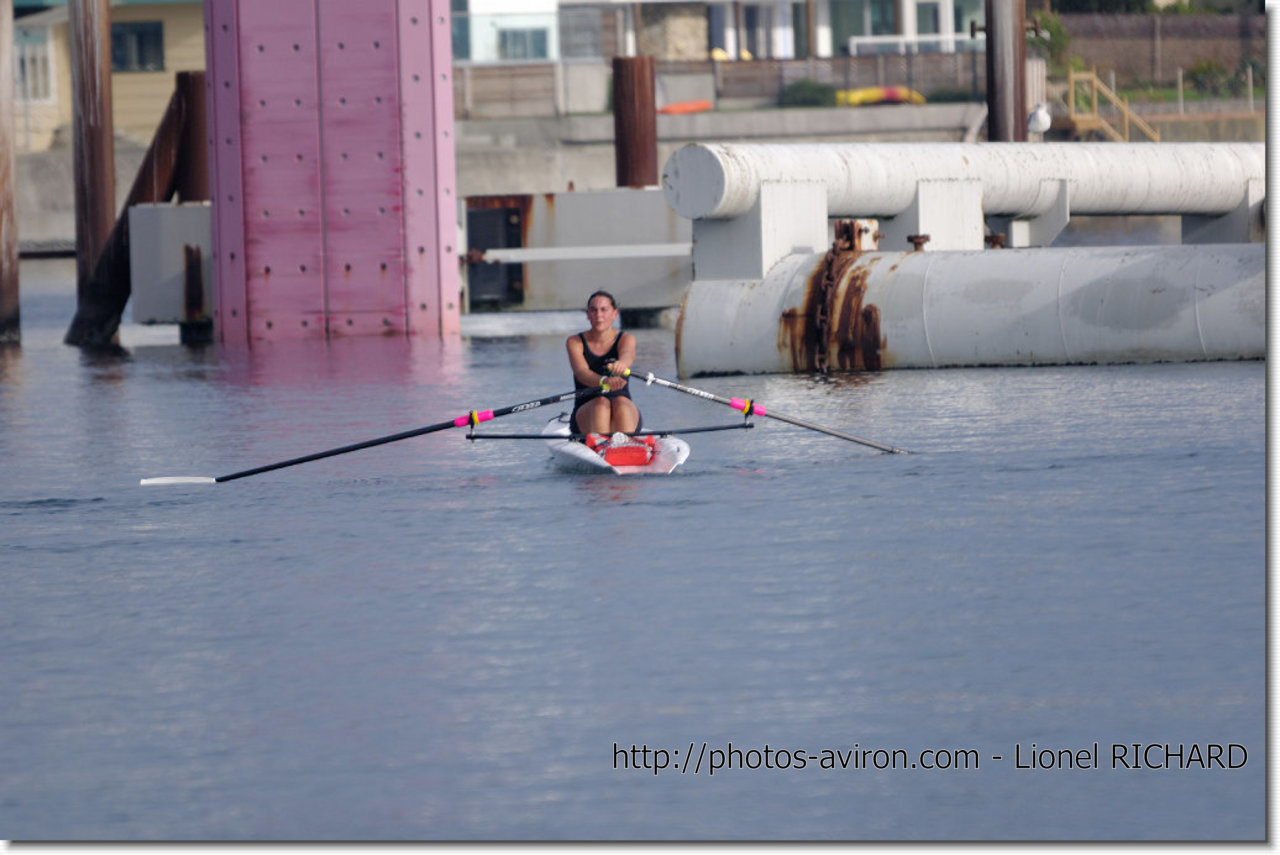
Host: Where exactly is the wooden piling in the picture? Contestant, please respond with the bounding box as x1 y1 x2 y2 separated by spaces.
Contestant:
64 0 120 347
612 55 657 188
0 0 19 344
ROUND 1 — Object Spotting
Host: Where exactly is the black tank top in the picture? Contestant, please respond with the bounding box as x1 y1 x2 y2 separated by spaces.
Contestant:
574 332 632 402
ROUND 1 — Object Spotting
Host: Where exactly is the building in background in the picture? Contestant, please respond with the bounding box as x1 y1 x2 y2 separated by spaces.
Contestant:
13 0 204 151
9 1 1265 152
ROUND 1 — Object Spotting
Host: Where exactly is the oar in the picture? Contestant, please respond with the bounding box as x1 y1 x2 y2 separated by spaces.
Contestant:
140 387 601 486
466 422 755 440
624 369 908 454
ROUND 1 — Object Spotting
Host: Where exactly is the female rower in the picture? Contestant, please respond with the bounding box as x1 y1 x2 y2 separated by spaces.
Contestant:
567 290 641 442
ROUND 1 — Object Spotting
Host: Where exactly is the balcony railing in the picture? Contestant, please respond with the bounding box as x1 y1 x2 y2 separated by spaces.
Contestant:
847 32 985 56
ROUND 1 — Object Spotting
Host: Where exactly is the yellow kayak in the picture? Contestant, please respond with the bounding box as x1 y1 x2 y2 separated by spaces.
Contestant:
836 86 926 106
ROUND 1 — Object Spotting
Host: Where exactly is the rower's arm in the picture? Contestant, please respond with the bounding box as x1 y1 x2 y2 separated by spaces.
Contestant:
610 333 637 381
567 335 607 387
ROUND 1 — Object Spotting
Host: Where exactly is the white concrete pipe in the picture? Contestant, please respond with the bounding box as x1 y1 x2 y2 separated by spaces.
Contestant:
662 142 1266 220
675 243 1263 375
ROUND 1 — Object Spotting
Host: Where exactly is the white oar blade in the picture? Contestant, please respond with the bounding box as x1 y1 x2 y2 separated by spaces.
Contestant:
140 476 217 486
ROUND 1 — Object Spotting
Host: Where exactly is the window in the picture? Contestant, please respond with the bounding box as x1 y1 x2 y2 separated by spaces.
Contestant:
916 2 940 35
15 26 53 103
559 8 602 59
451 0 470 61
497 28 547 61
870 0 895 36
111 21 164 72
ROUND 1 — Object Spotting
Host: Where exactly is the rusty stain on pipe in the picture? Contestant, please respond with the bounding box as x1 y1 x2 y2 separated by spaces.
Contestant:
779 221 885 374
833 260 883 372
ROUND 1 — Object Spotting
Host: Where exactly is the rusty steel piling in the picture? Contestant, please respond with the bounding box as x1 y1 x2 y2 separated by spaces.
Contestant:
0 0 19 344
181 243 212 346
175 71 208 203
65 67 209 347
983 0 1027 141
612 55 658 188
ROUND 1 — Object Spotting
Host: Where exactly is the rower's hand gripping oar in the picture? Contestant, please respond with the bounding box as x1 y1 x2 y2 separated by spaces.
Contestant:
623 369 908 454
140 387 604 485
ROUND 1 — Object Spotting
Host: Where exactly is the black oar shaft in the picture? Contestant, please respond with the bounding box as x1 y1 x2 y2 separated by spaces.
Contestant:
628 369 907 454
467 422 754 441
213 387 594 483
214 421 457 482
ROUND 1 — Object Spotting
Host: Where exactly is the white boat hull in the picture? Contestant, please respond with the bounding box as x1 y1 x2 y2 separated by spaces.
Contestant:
542 414 690 475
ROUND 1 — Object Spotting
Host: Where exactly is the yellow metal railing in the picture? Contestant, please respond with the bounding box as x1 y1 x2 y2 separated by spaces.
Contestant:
1067 67 1160 142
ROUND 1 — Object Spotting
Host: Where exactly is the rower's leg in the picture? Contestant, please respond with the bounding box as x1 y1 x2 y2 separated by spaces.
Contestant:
610 397 640 433
576 397 613 434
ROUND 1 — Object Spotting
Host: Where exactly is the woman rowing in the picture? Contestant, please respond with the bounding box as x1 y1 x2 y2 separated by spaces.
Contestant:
567 290 641 447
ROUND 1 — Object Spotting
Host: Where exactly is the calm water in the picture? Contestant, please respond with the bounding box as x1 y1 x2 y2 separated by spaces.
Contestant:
1 262 1264 841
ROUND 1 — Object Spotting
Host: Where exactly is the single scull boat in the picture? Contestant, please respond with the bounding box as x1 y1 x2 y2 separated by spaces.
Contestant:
540 414 691 475
139 372 904 487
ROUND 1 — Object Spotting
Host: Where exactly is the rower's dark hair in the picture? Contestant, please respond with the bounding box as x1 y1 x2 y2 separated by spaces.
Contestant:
586 290 617 309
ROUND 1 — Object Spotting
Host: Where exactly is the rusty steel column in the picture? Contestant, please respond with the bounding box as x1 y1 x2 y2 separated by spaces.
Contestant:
175 71 209 202
70 72 200 344
180 243 211 345
0 0 19 344
612 55 657 188
64 0 119 347
984 0 1026 141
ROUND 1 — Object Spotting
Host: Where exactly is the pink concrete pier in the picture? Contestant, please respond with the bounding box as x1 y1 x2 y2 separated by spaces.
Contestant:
204 0 459 344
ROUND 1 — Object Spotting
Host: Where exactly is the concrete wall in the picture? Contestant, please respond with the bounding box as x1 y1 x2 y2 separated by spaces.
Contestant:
14 102 1261 249
455 102 987 197
14 136 146 247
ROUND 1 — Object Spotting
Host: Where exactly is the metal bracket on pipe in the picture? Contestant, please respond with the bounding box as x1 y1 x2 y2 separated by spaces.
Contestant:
988 179 1071 248
691 180 827 280
473 243 692 264
877 179 984 251
1182 178 1265 245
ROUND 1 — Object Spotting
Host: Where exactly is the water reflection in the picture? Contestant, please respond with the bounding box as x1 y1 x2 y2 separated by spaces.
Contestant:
576 476 642 505
0 342 22 385
212 334 468 390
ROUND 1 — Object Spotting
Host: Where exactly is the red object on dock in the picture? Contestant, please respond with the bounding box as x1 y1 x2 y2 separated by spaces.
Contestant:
658 100 713 115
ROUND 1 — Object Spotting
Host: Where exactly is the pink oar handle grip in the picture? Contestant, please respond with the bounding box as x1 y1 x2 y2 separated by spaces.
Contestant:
453 410 495 427
730 398 766 416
